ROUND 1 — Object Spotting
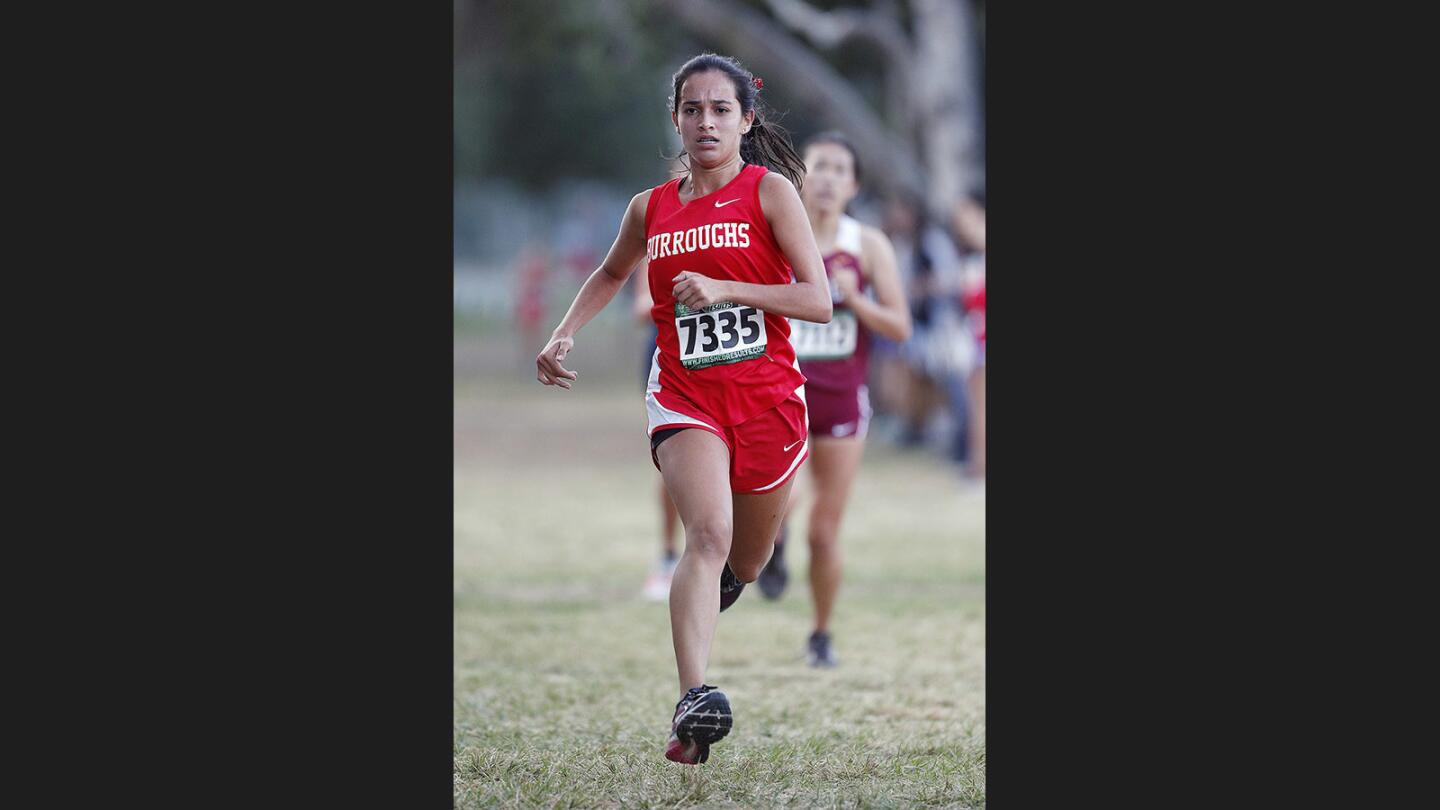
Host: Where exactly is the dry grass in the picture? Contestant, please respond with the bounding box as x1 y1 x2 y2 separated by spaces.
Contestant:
455 331 984 808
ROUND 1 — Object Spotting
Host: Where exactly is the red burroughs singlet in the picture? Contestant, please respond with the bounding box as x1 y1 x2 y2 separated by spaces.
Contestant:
643 163 806 427
791 214 869 392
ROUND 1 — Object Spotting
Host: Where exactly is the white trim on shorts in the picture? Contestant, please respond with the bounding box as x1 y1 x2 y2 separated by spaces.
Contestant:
748 356 810 492
857 383 872 439
644 348 721 437
750 441 809 492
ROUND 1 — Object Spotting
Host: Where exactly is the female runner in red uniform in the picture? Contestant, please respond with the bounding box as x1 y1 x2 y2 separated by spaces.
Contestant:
535 53 831 765
757 132 912 668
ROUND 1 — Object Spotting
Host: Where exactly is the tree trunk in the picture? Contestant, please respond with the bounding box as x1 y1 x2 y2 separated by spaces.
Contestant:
657 0 928 200
910 0 983 216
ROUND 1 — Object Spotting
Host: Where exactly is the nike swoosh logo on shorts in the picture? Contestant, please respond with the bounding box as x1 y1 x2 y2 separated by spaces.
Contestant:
784 439 803 452
714 198 741 208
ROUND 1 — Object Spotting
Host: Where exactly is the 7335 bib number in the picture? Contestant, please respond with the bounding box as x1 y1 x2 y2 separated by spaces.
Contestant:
675 301 767 370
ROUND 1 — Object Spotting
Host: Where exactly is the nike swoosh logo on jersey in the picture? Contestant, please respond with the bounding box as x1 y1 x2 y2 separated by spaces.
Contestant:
784 439 803 452
714 198 742 208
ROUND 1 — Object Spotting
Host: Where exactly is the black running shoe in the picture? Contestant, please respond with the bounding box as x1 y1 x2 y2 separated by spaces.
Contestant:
757 526 789 600
719 562 745 612
664 684 733 764
807 630 838 668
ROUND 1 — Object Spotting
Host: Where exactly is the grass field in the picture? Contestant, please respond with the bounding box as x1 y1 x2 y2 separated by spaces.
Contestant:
454 327 985 808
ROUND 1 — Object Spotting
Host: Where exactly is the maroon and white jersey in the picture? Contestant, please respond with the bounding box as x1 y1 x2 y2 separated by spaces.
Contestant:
792 214 869 393
643 163 805 427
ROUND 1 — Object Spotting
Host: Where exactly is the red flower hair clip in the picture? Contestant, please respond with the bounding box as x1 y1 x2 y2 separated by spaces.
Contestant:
752 76 764 90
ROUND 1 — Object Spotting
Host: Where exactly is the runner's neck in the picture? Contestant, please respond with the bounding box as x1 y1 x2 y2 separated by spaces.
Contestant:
808 209 841 252
681 157 745 201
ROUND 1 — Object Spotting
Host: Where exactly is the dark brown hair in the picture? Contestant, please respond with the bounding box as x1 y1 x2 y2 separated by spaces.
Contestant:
802 130 862 186
667 53 806 192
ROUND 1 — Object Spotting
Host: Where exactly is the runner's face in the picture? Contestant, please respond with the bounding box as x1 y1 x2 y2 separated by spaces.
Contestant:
673 71 753 168
802 142 858 216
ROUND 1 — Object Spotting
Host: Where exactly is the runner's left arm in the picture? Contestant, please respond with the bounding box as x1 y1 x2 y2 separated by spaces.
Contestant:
670 173 832 324
835 227 911 342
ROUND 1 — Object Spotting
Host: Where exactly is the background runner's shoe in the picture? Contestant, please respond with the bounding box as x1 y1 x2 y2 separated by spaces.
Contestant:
719 563 745 612
807 630 838 668
643 553 678 601
757 528 788 600
664 684 733 765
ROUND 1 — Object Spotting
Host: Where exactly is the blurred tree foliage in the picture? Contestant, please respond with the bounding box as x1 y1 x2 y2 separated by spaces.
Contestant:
455 0 690 192
656 0 984 218
456 0 983 218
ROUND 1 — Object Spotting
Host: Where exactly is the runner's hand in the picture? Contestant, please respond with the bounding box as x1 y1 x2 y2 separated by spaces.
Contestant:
833 267 860 302
672 271 729 311
536 334 578 389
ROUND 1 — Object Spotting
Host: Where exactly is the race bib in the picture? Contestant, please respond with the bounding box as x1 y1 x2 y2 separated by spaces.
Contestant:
791 311 858 360
675 301 768 370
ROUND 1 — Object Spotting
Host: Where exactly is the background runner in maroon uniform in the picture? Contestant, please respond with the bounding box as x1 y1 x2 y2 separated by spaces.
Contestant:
757 132 913 669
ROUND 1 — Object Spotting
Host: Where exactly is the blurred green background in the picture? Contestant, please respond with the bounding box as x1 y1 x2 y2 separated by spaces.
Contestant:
455 0 984 304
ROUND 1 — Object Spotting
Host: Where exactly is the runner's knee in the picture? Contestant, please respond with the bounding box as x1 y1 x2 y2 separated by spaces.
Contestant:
729 558 764 583
808 517 842 551
684 518 732 561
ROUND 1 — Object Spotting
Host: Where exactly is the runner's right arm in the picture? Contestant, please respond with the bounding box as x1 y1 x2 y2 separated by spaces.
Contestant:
537 190 653 389
632 257 654 326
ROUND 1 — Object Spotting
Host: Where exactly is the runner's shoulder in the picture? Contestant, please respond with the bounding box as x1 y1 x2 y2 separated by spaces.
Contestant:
857 223 897 277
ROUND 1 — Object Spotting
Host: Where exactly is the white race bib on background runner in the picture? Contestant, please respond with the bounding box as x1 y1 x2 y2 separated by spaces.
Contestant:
675 301 768 370
790 311 858 360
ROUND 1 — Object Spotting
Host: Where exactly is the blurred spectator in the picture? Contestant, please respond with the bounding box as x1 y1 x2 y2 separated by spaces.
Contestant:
556 195 603 281
953 194 986 479
879 193 976 465
513 243 551 373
